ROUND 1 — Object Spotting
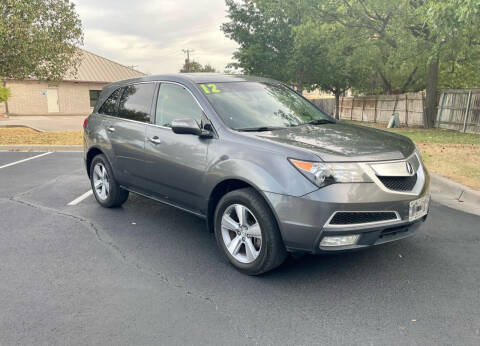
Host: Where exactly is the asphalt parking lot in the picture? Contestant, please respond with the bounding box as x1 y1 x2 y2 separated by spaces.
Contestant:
0 151 479 345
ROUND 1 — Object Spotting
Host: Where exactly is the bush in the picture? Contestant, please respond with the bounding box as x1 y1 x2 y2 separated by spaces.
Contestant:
0 87 10 102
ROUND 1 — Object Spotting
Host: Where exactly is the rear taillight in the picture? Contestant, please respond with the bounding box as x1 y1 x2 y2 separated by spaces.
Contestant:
83 117 89 129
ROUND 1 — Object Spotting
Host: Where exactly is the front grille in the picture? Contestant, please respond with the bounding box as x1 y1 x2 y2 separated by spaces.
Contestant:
377 174 417 191
329 212 398 225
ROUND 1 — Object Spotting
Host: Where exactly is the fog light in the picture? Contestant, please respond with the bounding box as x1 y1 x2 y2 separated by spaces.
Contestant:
320 235 360 247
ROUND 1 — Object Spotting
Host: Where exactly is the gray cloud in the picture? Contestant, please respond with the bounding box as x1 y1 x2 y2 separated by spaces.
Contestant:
73 0 238 74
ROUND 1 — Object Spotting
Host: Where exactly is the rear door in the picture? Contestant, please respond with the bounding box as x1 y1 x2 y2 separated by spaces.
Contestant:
143 82 211 213
103 83 156 186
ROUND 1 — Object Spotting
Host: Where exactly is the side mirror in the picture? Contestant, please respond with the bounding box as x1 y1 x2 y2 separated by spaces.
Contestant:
171 118 202 135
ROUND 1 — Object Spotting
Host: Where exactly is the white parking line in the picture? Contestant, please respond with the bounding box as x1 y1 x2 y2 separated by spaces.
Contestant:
0 152 53 170
68 190 93 206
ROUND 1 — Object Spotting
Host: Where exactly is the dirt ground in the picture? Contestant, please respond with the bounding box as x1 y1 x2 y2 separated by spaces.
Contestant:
0 128 82 145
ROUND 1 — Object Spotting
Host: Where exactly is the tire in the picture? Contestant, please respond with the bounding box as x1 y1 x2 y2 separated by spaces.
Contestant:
214 188 287 275
89 154 129 208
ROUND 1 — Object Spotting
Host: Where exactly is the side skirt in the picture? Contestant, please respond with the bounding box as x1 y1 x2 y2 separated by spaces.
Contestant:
120 185 207 219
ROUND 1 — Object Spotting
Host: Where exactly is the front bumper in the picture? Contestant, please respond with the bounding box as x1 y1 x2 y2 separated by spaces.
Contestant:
263 168 430 254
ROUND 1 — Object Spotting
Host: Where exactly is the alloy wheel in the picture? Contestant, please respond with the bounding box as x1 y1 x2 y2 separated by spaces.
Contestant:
92 162 110 201
221 204 262 264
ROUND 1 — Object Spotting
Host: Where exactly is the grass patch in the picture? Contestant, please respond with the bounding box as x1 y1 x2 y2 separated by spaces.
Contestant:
346 121 480 190
346 121 480 145
0 128 83 145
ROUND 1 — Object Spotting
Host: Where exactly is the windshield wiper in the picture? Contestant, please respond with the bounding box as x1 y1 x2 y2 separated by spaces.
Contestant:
236 126 285 132
305 119 336 125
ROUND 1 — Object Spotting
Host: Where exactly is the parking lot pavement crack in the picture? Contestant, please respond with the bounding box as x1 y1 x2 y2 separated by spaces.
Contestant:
2 196 232 323
8 170 84 199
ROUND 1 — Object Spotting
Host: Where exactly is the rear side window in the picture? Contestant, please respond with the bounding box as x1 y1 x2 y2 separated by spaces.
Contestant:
118 83 156 123
98 88 121 115
155 83 203 127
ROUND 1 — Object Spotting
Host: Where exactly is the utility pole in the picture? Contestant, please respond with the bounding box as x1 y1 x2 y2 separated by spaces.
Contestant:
182 49 194 72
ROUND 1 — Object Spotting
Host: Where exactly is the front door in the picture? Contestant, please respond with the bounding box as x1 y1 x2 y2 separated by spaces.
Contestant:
46 88 59 113
143 82 210 213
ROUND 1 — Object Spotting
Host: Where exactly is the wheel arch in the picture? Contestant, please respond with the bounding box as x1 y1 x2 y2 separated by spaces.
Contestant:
85 146 111 178
206 177 283 240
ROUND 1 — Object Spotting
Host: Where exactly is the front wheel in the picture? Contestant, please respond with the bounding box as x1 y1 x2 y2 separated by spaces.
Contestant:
89 154 129 208
214 188 286 275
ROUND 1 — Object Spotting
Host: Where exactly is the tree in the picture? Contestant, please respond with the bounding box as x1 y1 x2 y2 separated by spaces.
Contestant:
222 0 375 116
293 21 374 118
0 0 83 113
222 0 302 88
322 0 480 127
223 0 480 126
180 61 217 73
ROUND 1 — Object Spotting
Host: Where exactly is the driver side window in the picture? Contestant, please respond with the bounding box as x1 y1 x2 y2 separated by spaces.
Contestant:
155 83 203 127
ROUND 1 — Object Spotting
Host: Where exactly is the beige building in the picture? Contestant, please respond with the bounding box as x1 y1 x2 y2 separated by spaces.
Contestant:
0 50 145 116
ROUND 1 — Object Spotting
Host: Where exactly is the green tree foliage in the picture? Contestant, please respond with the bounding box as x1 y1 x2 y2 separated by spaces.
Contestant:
0 87 10 103
323 0 480 126
0 0 83 83
180 61 217 73
293 20 375 118
222 0 299 86
223 0 480 126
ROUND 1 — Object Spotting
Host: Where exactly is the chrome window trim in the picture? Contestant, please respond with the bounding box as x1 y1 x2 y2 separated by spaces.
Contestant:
359 151 425 196
95 80 216 134
324 211 401 229
95 113 149 127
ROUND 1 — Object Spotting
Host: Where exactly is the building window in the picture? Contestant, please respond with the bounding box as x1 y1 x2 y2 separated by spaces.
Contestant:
89 90 101 108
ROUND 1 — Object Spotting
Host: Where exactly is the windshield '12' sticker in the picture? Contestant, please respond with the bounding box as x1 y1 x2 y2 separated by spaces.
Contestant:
200 84 221 94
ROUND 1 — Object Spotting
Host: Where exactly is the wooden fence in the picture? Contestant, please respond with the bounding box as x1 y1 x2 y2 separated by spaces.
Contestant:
310 92 426 127
310 97 336 116
436 89 480 134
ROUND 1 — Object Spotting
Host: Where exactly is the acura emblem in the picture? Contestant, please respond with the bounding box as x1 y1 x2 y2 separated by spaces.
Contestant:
406 162 414 175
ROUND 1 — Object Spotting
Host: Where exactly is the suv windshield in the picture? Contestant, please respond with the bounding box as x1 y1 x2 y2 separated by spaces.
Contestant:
199 81 333 130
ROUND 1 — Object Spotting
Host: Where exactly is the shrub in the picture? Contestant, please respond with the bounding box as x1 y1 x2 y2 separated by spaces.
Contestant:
0 87 11 102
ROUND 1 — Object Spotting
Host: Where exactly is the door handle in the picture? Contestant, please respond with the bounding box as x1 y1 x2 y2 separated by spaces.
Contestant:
107 126 115 133
148 136 162 145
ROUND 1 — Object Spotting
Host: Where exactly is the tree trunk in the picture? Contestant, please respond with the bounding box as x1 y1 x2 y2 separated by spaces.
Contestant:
297 80 303 94
334 91 341 120
425 56 439 128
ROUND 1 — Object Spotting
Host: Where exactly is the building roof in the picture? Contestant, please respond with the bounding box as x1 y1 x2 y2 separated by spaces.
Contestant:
64 49 145 83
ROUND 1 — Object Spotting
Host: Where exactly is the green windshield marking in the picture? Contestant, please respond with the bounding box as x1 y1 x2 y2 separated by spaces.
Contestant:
200 83 221 94
199 81 331 131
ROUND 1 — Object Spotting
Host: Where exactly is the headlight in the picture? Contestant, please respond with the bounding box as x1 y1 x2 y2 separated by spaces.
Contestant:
289 159 372 187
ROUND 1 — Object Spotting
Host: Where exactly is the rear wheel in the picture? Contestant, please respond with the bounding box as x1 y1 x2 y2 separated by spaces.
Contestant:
214 188 286 275
90 154 129 208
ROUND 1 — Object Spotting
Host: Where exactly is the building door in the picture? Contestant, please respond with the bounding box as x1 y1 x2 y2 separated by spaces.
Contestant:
46 88 59 113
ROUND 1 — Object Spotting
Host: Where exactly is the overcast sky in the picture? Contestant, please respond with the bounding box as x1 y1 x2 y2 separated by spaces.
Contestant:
72 0 238 74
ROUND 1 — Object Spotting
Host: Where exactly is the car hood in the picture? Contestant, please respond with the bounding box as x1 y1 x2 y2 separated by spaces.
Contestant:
254 122 415 162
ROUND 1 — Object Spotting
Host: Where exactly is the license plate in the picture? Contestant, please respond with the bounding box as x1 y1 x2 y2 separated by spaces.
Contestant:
409 195 430 221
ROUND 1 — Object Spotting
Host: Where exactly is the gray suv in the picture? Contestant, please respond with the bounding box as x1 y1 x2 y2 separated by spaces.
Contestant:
83 74 430 275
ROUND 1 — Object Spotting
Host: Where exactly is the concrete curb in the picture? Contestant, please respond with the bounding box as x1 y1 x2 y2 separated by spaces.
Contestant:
430 173 480 215
0 124 45 132
0 145 82 152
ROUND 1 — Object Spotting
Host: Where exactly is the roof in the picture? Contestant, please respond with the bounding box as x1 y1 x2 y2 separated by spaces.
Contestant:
105 73 281 88
64 49 145 83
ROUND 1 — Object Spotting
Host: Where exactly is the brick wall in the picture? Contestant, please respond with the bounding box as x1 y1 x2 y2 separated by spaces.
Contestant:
4 80 106 116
